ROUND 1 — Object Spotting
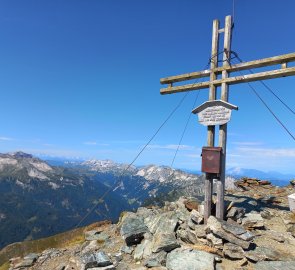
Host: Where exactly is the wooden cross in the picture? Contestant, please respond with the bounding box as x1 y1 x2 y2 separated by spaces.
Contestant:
160 15 295 222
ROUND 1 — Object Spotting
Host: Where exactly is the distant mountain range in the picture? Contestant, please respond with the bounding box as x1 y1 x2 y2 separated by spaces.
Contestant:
0 152 130 248
1 151 293 249
0 152 205 249
180 167 293 186
226 167 293 186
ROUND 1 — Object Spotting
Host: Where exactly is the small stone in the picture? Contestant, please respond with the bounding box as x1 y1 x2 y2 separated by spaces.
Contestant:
14 258 36 268
23 253 39 261
261 195 277 203
242 213 264 229
248 200 258 206
96 231 110 242
287 224 295 238
81 251 112 269
238 231 255 241
198 205 205 216
226 207 245 220
245 246 280 262
177 228 198 244
144 250 167 267
207 233 223 248
265 230 285 242
190 209 204 224
113 253 123 263
187 218 196 230
214 256 222 263
236 258 248 267
223 243 245 259
194 225 207 239
121 245 134 254
175 209 189 222
184 200 199 211
55 264 66 270
85 230 103 241
260 210 273 219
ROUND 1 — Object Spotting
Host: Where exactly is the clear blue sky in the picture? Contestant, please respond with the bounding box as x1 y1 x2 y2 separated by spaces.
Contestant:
0 0 294 174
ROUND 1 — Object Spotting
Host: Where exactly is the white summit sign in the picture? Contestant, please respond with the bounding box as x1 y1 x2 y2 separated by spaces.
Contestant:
192 100 238 126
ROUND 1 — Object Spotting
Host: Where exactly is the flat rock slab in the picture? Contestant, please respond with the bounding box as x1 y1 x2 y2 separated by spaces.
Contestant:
145 211 179 235
222 219 254 241
152 232 180 253
120 215 148 245
254 261 295 270
242 213 264 229
223 243 245 259
166 248 215 270
207 216 250 249
245 246 280 262
81 251 112 269
14 258 36 268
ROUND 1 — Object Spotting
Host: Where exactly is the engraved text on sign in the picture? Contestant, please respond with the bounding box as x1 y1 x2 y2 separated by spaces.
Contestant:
198 105 232 126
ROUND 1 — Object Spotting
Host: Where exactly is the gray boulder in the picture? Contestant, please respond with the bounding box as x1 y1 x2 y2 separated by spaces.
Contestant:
245 246 280 262
145 211 179 235
120 215 148 245
152 232 180 253
166 248 215 270
134 239 152 261
206 216 250 249
177 228 198 244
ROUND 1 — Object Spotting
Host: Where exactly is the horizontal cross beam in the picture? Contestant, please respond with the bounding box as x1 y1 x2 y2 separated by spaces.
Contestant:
160 66 295 95
160 52 295 85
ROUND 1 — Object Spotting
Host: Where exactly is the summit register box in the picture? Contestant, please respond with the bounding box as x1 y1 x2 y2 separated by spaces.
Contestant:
201 147 222 174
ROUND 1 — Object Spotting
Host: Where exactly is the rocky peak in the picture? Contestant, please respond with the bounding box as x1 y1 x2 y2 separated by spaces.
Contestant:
0 152 53 182
82 159 136 174
5 180 295 270
136 165 175 182
10 151 33 159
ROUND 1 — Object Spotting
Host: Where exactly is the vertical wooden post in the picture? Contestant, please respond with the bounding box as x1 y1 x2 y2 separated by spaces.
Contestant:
204 19 219 224
216 15 232 220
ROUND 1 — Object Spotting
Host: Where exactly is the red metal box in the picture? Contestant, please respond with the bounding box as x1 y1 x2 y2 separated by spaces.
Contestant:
201 147 222 174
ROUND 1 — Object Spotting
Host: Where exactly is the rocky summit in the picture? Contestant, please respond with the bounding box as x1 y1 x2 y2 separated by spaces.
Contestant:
3 178 295 270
